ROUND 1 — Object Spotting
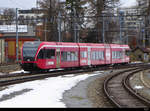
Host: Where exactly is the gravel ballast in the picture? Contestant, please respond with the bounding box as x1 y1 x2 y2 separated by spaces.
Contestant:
62 70 115 108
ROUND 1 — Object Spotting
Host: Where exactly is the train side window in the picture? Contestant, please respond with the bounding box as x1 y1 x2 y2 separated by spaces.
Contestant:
116 52 119 59
102 52 104 60
75 52 78 61
72 52 78 61
117 52 119 59
115 52 117 59
99 51 104 60
125 50 130 56
45 49 55 59
61 52 67 62
38 49 44 59
118 51 122 59
92 51 95 60
117 52 120 59
112 51 121 59
67 52 71 61
71 52 75 61
94 52 96 60
120 51 123 59
112 51 115 59
114 52 116 59
81 51 87 58
96 52 99 60
61 51 78 62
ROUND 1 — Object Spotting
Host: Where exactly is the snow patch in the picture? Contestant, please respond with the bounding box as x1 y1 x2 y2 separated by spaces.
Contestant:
134 85 144 89
0 73 99 108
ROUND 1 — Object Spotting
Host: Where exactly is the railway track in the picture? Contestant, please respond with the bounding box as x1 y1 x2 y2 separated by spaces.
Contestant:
0 63 148 89
0 68 92 87
0 65 114 87
103 65 150 108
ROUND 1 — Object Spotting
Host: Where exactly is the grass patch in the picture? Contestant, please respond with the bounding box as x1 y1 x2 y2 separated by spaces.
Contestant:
70 96 84 100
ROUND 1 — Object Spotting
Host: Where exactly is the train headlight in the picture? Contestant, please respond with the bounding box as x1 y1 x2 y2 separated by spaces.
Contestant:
47 61 54 65
27 59 31 62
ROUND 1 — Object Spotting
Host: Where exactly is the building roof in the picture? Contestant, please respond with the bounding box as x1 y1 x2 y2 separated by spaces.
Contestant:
18 9 46 14
132 46 150 53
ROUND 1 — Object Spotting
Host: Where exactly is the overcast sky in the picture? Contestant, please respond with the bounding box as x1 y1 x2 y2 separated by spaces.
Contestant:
0 0 37 9
0 0 137 9
121 0 137 7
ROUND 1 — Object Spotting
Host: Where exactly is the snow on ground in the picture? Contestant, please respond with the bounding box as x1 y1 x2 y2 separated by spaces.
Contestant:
0 70 102 108
9 70 29 74
130 61 143 64
134 85 144 90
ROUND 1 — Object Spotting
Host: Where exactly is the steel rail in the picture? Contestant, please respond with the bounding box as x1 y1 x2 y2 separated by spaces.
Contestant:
103 65 150 108
123 67 150 106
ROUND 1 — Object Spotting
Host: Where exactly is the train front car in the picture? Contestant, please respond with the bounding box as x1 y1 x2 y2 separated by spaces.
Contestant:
111 44 131 65
21 41 42 71
123 45 131 64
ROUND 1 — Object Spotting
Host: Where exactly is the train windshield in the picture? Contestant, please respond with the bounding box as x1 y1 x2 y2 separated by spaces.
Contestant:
23 41 41 61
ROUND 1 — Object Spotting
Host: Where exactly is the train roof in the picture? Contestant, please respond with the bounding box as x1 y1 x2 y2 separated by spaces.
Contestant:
23 41 42 47
23 41 130 50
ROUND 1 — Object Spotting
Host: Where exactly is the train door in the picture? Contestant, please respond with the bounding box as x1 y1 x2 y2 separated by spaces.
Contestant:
56 48 60 68
88 47 91 66
105 44 111 64
122 49 125 63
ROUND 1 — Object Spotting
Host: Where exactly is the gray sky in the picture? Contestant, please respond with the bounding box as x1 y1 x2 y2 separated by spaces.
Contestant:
121 0 137 7
0 0 37 9
0 0 137 9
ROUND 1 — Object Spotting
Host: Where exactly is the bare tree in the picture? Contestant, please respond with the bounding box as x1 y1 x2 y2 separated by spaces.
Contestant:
85 0 120 43
3 8 15 25
38 0 120 43
39 0 60 41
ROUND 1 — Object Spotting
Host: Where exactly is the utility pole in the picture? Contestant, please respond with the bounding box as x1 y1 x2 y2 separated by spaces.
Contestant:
142 28 145 48
44 18 47 41
102 13 105 43
73 8 77 43
58 11 61 42
16 8 19 62
119 11 124 45
139 17 144 47
142 16 146 48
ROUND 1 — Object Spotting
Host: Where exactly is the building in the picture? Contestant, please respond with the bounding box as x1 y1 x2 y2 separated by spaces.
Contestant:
131 46 150 62
18 8 45 26
136 0 149 14
136 0 150 47
117 7 141 47
0 8 47 62
0 25 39 62
18 8 47 41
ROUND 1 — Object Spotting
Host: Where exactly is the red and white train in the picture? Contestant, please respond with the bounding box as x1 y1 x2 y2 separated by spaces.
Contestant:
21 41 130 71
